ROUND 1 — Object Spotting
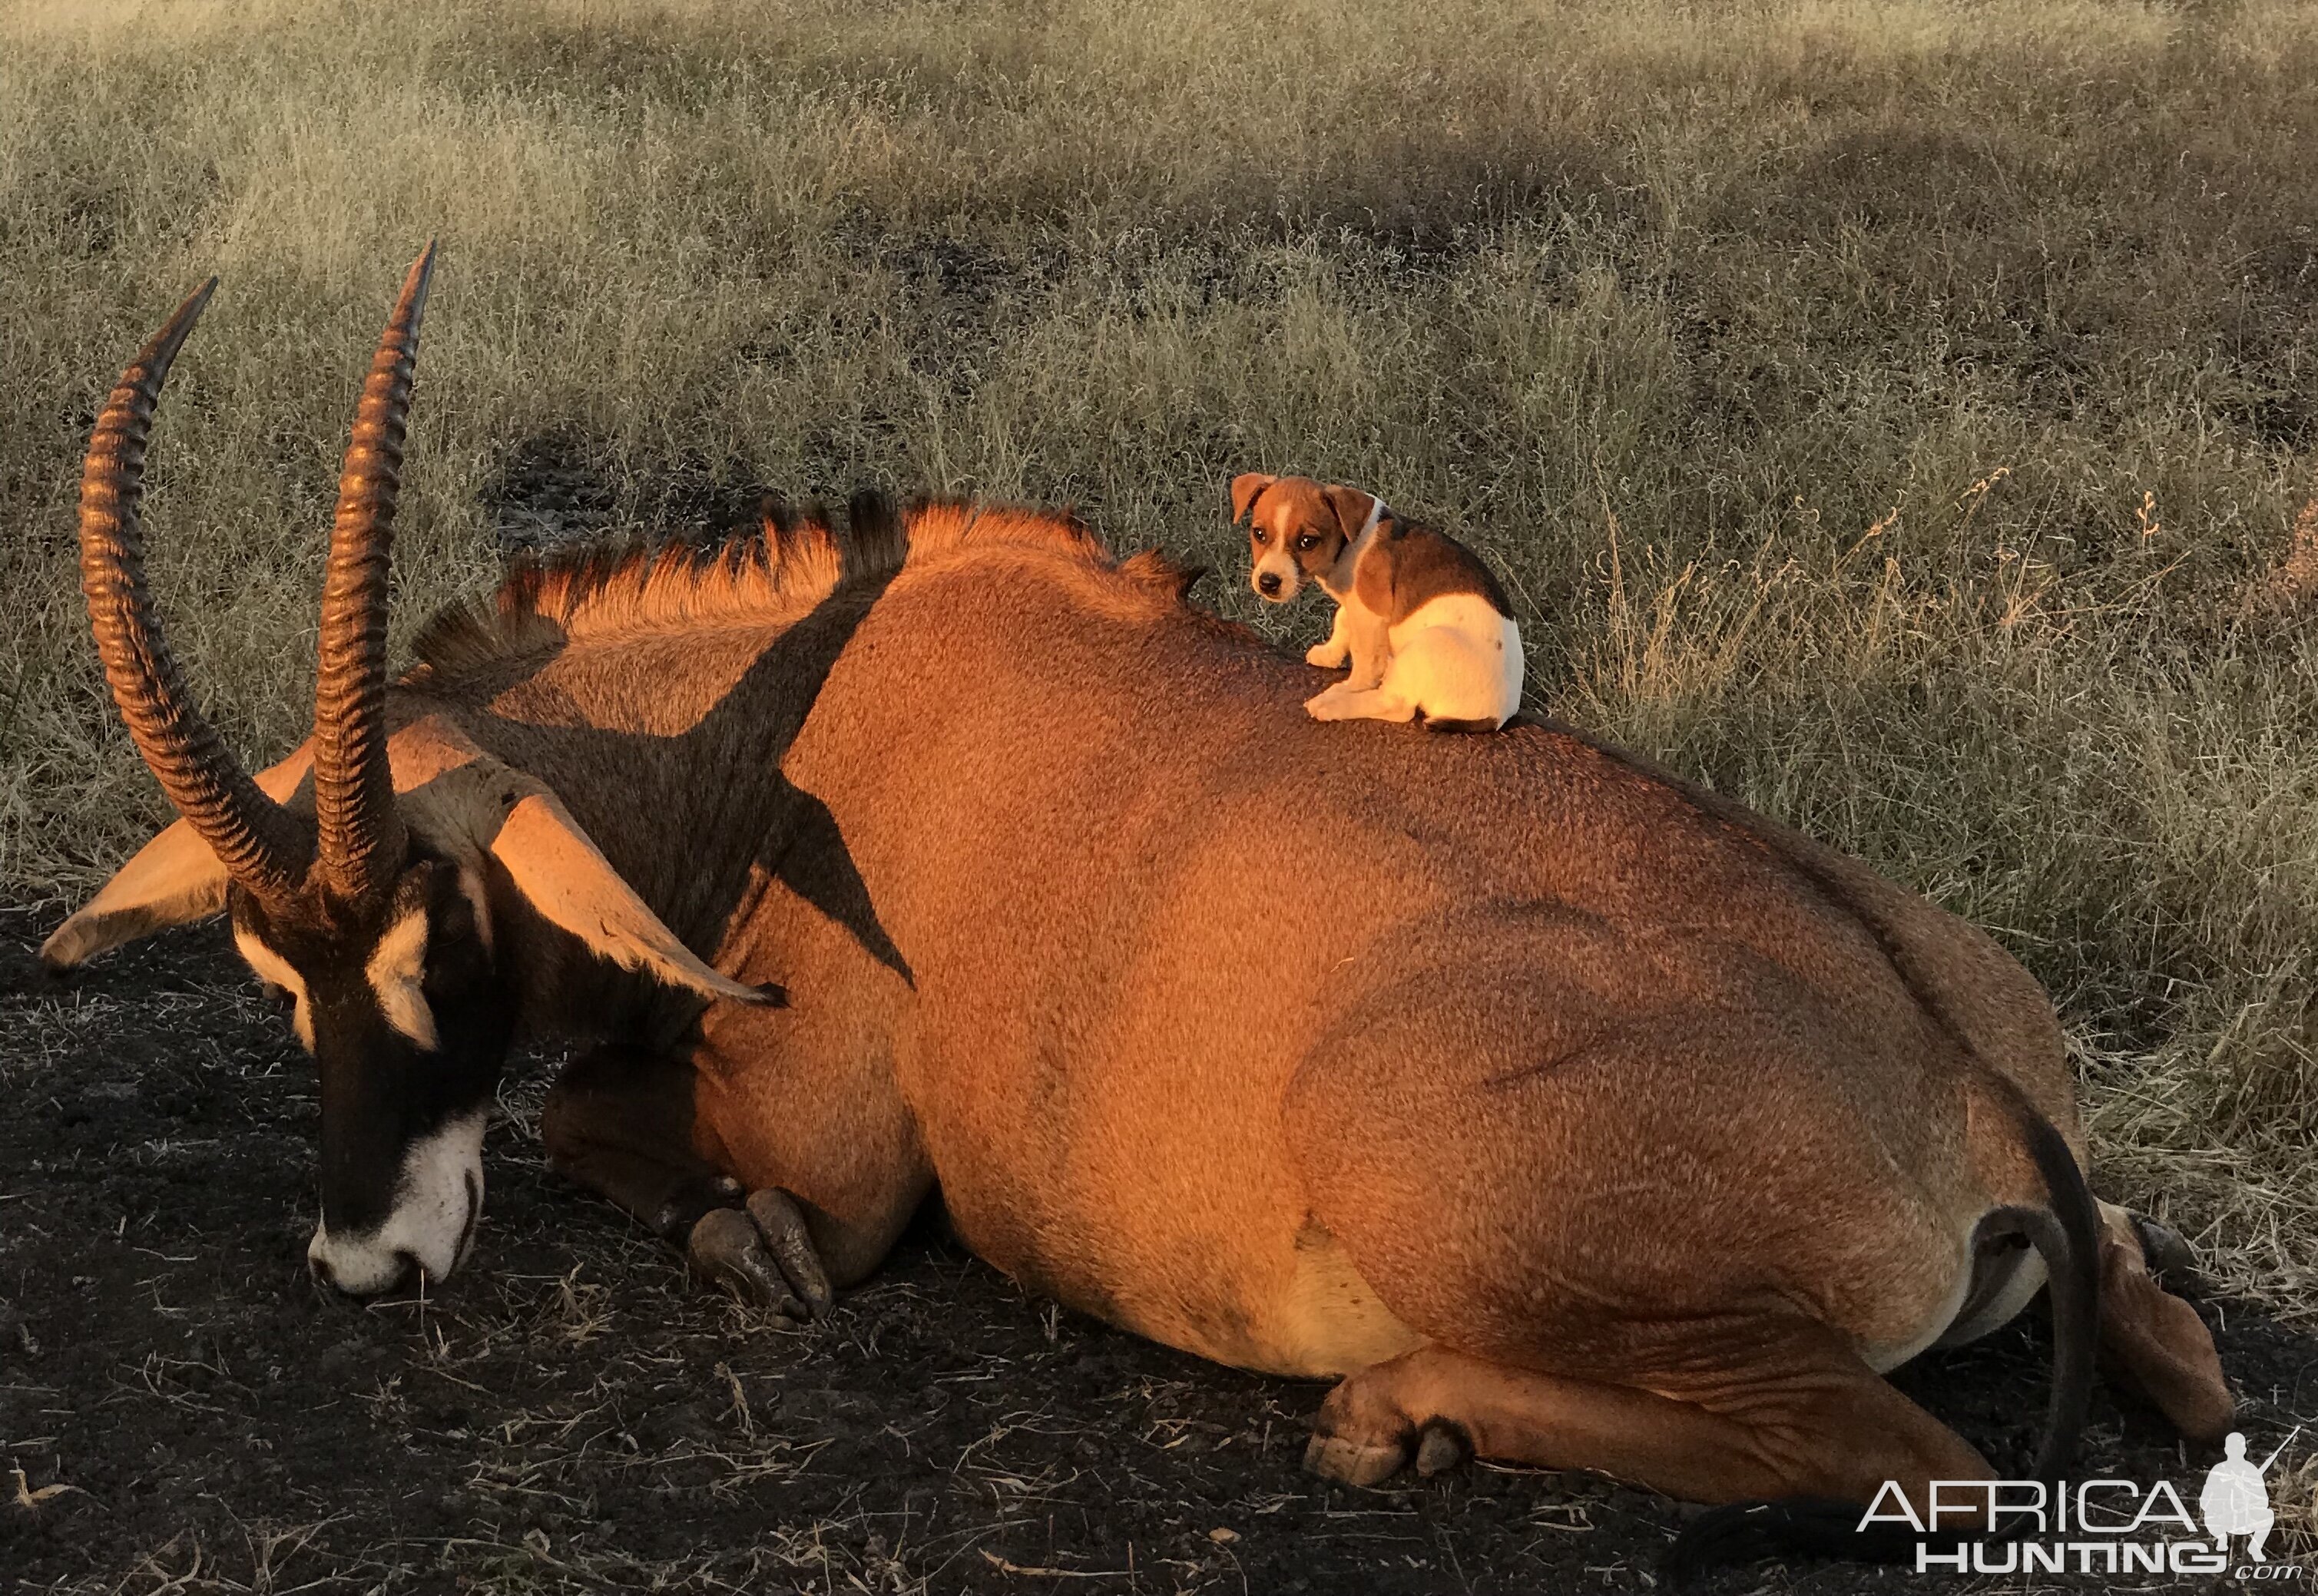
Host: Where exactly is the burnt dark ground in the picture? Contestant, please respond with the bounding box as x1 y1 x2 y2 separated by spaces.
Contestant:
2 907 2310 1596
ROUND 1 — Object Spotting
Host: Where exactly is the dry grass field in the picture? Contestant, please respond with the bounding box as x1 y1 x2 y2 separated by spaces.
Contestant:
5 0 2318 1588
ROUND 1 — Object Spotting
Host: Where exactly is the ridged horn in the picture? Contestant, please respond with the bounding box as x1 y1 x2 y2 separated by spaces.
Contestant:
312 243 434 906
80 278 313 902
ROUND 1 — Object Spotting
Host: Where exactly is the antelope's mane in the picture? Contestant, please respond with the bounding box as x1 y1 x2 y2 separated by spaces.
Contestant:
409 495 1204 680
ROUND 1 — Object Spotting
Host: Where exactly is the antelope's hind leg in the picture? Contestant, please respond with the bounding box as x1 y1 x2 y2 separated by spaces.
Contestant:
1306 1339 1992 1511
541 1043 831 1318
2094 1200 2233 1442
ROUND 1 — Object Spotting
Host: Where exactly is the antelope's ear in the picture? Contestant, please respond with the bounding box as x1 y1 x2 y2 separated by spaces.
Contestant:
1230 472 1276 525
1320 484 1378 541
41 747 316 970
41 820 227 969
472 776 775 1008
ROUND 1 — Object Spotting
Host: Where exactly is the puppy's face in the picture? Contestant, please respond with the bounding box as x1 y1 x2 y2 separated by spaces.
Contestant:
1232 474 1373 603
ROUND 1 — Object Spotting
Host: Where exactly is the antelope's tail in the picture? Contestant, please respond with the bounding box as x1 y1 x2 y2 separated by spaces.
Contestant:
1664 1106 2100 1582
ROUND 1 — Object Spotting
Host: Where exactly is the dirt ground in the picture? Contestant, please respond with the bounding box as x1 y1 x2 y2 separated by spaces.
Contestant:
2 907 2310 1595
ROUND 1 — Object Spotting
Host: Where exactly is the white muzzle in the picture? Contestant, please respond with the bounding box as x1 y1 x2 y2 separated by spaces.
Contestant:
307 1111 486 1293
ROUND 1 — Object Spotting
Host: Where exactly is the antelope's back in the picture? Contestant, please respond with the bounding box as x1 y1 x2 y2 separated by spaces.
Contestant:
634 548 2049 1315
428 531 2065 1154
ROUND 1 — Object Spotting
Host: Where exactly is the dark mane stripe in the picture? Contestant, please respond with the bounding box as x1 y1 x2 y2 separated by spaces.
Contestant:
408 495 1202 681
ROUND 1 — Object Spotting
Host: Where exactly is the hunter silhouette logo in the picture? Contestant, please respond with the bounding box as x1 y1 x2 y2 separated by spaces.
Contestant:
2204 1428 2298 1564
1861 1425 2306 1578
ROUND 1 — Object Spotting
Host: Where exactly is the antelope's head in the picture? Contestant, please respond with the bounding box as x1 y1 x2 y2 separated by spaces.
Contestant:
43 250 773 1294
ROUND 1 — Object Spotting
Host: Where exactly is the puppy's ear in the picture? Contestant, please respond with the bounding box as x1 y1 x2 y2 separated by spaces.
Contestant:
1230 473 1277 525
1321 484 1378 540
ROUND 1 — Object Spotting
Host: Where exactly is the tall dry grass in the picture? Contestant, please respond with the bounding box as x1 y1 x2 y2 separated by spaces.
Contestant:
5 0 2318 1309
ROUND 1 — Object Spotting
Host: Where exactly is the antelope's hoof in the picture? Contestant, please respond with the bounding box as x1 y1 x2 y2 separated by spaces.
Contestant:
687 1190 833 1320
1304 1430 1410 1487
1414 1421 1472 1476
2132 1213 2202 1293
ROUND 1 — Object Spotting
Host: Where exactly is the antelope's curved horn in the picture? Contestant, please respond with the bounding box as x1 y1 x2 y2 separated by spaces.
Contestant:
80 278 313 902
313 243 434 906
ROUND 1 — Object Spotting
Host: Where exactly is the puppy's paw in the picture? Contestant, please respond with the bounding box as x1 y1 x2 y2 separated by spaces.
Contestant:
1305 643 1348 669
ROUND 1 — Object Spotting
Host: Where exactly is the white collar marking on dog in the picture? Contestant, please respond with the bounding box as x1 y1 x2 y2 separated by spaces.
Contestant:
1326 494 1389 598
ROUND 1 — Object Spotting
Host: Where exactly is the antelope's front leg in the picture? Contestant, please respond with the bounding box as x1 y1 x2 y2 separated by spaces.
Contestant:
541 1042 831 1318
689 1190 833 1319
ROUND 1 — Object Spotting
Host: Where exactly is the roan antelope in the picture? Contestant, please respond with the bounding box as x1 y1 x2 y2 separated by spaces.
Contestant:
47 253 2234 1566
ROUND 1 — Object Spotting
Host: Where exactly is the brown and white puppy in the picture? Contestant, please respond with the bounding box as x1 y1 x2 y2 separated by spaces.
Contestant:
1234 472 1522 731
